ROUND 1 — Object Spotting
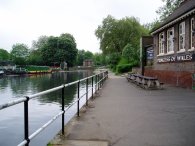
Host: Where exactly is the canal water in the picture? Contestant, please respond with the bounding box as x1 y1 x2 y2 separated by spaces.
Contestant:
0 70 94 146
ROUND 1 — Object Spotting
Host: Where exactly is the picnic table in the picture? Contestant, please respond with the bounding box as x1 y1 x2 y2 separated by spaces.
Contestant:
126 73 163 89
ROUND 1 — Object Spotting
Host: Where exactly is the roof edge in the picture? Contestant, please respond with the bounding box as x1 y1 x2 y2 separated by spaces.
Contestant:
151 8 195 35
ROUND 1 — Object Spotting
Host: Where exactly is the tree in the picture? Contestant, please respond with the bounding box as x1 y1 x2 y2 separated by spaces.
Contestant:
95 15 118 54
57 33 78 67
77 50 85 66
27 50 44 65
76 50 93 66
143 19 161 32
41 33 78 67
41 36 58 65
95 15 148 55
156 0 183 21
122 43 139 63
93 53 107 66
84 51 93 60
95 15 148 69
31 36 49 50
10 43 29 65
0 48 10 60
107 52 121 69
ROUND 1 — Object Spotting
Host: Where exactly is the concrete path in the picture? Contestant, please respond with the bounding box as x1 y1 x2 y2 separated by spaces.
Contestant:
51 73 195 146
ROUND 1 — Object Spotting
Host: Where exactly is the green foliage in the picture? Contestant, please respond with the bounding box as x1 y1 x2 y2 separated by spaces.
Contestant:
95 15 148 55
95 15 147 72
122 43 139 63
10 43 29 65
107 52 121 67
11 43 29 58
41 33 78 67
77 50 85 66
84 51 93 59
0 48 10 60
156 0 183 21
93 53 107 66
116 61 139 73
27 50 44 65
31 36 49 50
144 20 161 32
57 33 78 67
47 143 52 146
118 57 129 65
41 36 58 65
116 64 132 73
76 50 93 66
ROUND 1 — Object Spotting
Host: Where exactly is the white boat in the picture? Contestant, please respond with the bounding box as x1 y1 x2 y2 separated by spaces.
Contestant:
0 70 4 75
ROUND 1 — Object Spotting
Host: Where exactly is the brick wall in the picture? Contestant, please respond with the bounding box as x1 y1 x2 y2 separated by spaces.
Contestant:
145 68 193 88
148 14 195 89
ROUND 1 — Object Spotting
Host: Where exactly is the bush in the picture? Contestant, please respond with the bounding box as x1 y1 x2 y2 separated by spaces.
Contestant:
116 64 132 73
118 57 129 65
116 61 139 73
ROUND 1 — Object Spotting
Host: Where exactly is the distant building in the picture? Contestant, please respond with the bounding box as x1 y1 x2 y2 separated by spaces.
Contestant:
83 59 93 67
0 61 16 70
143 0 195 88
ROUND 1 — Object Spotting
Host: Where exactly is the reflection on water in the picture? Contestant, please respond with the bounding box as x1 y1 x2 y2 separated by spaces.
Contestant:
0 70 93 146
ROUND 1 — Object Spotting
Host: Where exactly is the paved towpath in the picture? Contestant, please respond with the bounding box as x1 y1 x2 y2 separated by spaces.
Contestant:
51 72 195 146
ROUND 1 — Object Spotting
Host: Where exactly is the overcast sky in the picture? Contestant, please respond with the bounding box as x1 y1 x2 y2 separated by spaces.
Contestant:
0 0 163 53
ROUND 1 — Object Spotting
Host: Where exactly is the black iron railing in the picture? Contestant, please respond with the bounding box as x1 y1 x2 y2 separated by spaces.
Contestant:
0 70 108 146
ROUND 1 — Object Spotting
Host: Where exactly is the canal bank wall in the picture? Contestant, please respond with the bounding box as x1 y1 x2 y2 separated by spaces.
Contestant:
49 72 195 146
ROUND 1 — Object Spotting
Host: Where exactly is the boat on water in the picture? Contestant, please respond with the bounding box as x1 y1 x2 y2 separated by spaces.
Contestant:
5 68 27 75
0 70 5 76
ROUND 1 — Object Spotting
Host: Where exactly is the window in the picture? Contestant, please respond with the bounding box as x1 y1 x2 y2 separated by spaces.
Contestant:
179 22 185 51
191 18 195 49
167 27 174 53
159 32 165 55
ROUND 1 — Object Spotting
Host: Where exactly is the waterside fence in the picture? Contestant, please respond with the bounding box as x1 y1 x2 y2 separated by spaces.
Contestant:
0 70 108 146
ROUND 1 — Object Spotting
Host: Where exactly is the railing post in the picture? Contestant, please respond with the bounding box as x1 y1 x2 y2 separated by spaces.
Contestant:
100 74 102 88
24 96 29 146
86 78 88 106
92 76 93 99
61 85 65 135
95 75 97 93
103 72 105 83
77 81 80 117
101 73 104 87
98 74 100 90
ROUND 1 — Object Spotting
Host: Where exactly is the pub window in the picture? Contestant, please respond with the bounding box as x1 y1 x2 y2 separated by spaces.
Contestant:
191 18 195 49
179 21 185 51
167 27 174 53
159 32 165 54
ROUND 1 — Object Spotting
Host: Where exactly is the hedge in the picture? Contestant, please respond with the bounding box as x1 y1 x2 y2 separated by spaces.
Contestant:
116 64 132 73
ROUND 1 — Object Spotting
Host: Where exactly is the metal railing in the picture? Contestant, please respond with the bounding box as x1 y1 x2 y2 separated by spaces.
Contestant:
0 70 108 146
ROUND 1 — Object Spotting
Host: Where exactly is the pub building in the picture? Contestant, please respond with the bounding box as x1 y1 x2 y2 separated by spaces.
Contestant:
143 0 195 88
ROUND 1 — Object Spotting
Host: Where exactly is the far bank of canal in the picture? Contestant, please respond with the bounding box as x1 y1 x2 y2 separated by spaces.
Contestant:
0 70 94 146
